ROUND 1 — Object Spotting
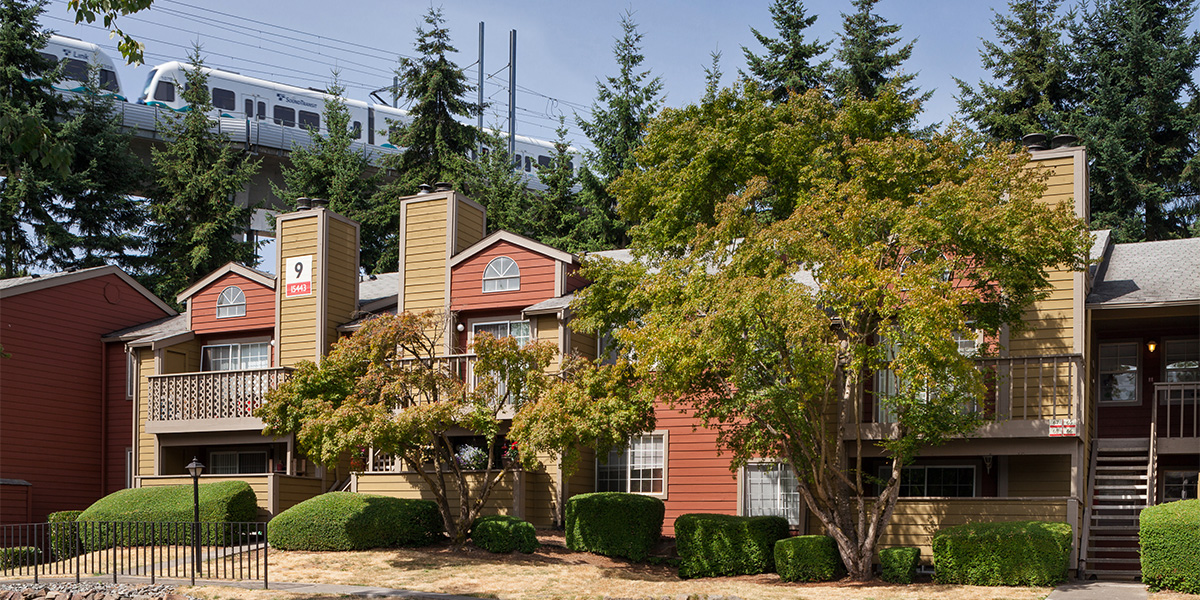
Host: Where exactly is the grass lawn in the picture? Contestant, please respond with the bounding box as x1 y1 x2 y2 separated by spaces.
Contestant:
188 533 1065 600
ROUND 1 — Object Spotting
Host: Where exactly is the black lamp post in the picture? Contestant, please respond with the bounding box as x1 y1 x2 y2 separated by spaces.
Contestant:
186 457 205 583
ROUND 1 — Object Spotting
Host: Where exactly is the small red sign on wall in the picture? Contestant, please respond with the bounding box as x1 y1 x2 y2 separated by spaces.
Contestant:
287 281 311 297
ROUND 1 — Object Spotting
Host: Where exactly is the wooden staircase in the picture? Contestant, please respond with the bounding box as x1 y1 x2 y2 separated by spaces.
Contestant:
1081 438 1153 580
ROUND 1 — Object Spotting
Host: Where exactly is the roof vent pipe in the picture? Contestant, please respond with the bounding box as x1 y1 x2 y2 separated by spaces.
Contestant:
417 184 433 195
434 181 453 192
1051 134 1078 149
295 197 313 210
311 198 329 209
1021 133 1048 151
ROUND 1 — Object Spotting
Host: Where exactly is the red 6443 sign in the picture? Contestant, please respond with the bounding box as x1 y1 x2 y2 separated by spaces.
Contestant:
285 255 313 298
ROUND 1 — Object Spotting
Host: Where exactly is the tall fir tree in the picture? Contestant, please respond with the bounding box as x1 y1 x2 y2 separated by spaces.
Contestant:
0 0 73 277
955 0 1074 143
703 49 723 103
464 128 535 238
576 10 663 249
1069 0 1200 241
531 119 588 253
832 0 925 103
273 76 384 272
146 48 260 300
50 63 149 271
741 0 832 101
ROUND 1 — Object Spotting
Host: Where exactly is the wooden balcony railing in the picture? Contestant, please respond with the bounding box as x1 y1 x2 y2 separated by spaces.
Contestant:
1155 381 1199 439
978 354 1083 421
147 368 292 421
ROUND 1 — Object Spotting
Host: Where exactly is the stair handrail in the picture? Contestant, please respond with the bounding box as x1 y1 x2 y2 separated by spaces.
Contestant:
1147 398 1158 507
1080 441 1099 576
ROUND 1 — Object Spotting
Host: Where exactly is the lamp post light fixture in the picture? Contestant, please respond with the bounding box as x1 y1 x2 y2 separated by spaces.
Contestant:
186 457 204 583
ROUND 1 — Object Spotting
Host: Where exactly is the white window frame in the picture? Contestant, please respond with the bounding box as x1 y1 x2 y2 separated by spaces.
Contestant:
208 450 269 475
126 349 137 399
595 431 668 499
1159 338 1199 405
482 256 520 293
468 317 532 348
1098 341 1141 406
201 339 271 372
215 286 246 318
741 461 802 527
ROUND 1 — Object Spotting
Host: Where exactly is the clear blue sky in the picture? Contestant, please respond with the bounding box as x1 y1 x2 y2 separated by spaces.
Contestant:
40 0 1048 146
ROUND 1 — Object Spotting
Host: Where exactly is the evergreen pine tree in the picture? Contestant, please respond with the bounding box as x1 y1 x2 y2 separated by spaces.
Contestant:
531 119 589 253
1069 0 1200 241
576 10 663 249
703 49 723 103
464 128 535 238
51 63 149 271
145 48 260 300
832 0 925 103
273 76 384 272
0 0 72 277
955 0 1074 143
741 0 832 101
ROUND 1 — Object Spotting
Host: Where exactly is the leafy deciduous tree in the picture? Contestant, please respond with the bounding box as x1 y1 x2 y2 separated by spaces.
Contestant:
67 0 153 64
571 84 1091 580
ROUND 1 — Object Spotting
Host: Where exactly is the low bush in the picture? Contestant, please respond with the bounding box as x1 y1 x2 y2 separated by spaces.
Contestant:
77 481 258 549
471 515 538 553
775 536 845 582
880 546 920 584
47 510 83 560
932 520 1071 586
565 492 663 562
1140 499 1200 594
675 513 789 578
269 492 442 550
0 547 43 569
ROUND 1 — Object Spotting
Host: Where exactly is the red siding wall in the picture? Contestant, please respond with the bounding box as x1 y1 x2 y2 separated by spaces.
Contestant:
659 403 739 534
0 274 169 523
189 272 274 335
451 241 559 312
104 342 131 494
565 264 588 295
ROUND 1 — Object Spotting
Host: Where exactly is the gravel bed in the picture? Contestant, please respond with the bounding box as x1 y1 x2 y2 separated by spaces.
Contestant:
0 582 195 600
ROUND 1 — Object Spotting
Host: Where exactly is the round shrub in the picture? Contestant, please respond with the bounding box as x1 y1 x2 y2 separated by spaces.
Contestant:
675 513 790 578
0 547 42 569
932 520 1071 586
880 546 920 584
565 492 664 562
775 535 846 582
1140 499 1200 594
472 515 538 553
78 481 258 549
47 510 83 560
268 492 442 550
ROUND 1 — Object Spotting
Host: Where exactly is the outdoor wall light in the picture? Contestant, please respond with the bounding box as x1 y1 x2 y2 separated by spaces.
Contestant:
1148 340 1157 353
456 323 465 332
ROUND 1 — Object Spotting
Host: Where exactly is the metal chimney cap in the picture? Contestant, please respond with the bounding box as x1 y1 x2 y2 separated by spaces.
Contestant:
417 184 433 195
295 197 313 210
434 181 453 192
311 198 329 208
1021 133 1048 150
1051 134 1078 149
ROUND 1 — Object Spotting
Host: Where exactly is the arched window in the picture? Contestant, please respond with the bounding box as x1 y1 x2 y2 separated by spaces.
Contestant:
216 286 246 318
482 257 520 292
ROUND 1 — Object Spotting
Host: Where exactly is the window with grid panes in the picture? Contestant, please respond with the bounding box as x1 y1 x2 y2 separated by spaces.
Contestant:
1099 342 1139 404
883 465 975 497
209 451 268 474
201 342 269 371
216 286 246 318
596 433 665 496
743 463 801 526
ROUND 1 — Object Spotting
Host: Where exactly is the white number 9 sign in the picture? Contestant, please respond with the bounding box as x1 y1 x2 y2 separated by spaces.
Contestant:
285 255 313 297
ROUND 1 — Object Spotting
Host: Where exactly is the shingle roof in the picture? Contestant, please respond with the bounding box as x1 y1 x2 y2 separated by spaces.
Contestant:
358 272 399 309
1088 237 1200 307
103 314 190 342
524 294 574 315
0 266 110 291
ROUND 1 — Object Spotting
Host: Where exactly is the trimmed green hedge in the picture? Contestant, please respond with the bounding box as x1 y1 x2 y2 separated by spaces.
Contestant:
880 547 920 584
77 481 258 549
932 521 1071 586
1140 499 1200 594
675 513 789 578
269 492 442 550
47 510 83 560
775 536 845 582
472 515 538 553
0 547 42 569
565 492 663 562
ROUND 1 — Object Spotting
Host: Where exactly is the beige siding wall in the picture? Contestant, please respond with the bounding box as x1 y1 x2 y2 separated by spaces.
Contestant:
355 472 515 516
1008 455 1071 497
534 315 561 372
569 330 598 362
277 475 325 513
455 200 486 253
278 216 319 367
524 454 559 529
325 216 359 353
403 198 449 313
879 498 1069 562
136 348 155 476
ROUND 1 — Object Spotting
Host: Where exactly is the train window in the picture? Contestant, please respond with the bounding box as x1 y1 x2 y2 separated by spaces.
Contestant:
211 87 235 111
99 69 119 92
351 121 362 139
525 156 532 172
244 99 254 118
567 160 575 172
63 59 88 82
153 81 175 102
538 155 551 168
37 52 55 66
256 102 266 120
513 154 522 168
298 110 320 130
274 106 295 127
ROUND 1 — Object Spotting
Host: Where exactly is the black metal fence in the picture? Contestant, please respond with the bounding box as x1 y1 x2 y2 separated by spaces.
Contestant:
0 521 267 588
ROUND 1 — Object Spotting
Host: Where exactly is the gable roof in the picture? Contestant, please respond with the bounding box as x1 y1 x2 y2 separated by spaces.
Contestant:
449 230 578 268
358 271 399 312
0 265 175 315
1088 237 1200 308
175 262 276 304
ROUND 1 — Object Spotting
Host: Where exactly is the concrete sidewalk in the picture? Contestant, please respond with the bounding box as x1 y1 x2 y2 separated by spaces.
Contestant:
1046 581 1148 600
0 577 481 600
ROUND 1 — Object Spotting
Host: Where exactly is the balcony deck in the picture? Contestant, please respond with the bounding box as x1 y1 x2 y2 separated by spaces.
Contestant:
146 367 291 433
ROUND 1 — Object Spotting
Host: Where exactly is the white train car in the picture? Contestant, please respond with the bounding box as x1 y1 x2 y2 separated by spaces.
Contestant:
40 34 123 98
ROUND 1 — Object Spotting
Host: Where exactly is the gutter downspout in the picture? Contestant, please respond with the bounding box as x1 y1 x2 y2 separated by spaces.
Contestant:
100 340 108 495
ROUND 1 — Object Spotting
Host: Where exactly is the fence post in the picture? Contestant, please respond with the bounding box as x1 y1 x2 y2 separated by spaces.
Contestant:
150 522 155 585
263 521 268 590
33 523 40 584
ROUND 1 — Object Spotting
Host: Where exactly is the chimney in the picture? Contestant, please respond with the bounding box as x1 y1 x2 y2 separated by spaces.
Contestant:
1021 133 1048 151
434 181 453 192
417 183 433 195
295 197 313 210
1051 134 1078 149
311 198 330 209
